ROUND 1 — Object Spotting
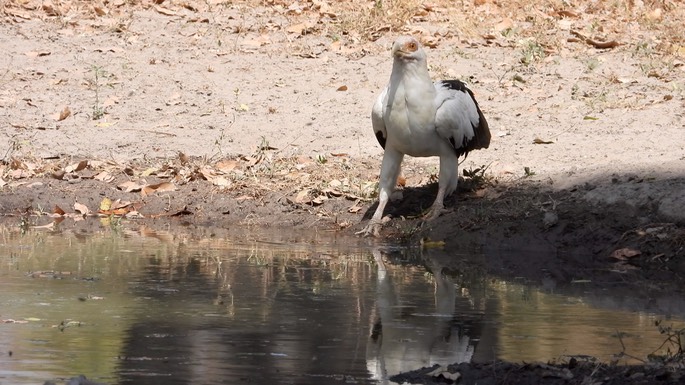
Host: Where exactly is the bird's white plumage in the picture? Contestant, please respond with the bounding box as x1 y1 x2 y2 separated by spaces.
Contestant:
358 36 491 237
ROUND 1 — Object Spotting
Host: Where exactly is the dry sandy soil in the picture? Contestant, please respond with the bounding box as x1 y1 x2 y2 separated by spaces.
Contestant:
1 0 685 383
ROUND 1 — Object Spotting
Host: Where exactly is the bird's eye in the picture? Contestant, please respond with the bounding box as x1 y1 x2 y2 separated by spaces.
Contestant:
407 42 417 51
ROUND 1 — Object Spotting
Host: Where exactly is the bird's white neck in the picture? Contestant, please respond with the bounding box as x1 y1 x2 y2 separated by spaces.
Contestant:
390 58 432 87
387 57 436 119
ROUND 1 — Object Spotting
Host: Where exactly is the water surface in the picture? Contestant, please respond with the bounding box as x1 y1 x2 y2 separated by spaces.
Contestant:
0 226 683 384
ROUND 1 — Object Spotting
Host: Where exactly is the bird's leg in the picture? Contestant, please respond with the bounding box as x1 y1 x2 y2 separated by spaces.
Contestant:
425 187 446 220
425 155 458 220
357 149 404 237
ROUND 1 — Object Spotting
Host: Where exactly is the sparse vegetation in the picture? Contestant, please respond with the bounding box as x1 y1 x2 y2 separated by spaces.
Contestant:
88 65 107 120
519 39 545 66
649 321 685 364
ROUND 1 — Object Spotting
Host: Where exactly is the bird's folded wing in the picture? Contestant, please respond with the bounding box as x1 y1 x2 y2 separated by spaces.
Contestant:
434 84 490 157
371 88 388 149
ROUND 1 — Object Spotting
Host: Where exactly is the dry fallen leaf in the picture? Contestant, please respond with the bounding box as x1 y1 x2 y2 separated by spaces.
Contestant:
141 167 158 177
98 198 135 216
125 210 144 219
142 182 177 196
336 85 348 91
117 180 144 192
294 189 311 204
494 18 514 33
311 195 327 206
94 171 114 182
610 248 641 261
215 159 239 173
348 204 362 213
51 170 66 180
286 22 314 35
25 51 51 58
533 137 554 144
154 5 177 16
210 176 231 188
74 202 90 216
421 37 440 48
53 205 66 216
6 6 33 19
55 106 71 121
322 188 342 197
65 160 88 173
556 10 579 18
93 5 108 16
42 2 62 16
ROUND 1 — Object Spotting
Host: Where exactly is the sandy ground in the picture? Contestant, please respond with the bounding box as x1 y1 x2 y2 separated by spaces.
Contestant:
1 0 684 277
1 0 684 252
1 1 685 381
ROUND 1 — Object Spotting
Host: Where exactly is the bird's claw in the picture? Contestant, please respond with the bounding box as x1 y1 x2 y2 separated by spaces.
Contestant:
356 220 382 237
423 205 444 221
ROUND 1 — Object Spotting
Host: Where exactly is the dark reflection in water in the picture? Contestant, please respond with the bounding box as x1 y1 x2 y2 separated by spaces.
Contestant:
118 254 379 384
0 228 683 385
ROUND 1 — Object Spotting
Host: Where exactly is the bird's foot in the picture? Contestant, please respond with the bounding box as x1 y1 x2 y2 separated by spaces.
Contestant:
423 204 444 221
356 218 386 237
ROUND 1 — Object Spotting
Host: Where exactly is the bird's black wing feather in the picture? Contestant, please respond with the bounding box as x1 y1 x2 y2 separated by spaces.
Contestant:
439 80 491 155
375 131 386 149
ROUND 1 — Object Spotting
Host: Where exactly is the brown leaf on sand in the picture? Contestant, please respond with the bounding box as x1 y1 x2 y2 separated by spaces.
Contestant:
55 106 71 121
154 5 177 16
74 202 90 216
421 37 440 48
117 180 144 192
53 205 66 216
6 9 32 20
51 170 66 180
555 10 579 18
42 2 62 16
98 198 134 216
533 137 554 144
93 5 108 16
293 189 311 204
215 159 239 173
610 248 641 261
286 22 316 35
94 171 114 182
570 30 620 49
494 18 514 33
348 204 362 213
65 160 88 173
142 182 177 197
25 51 51 58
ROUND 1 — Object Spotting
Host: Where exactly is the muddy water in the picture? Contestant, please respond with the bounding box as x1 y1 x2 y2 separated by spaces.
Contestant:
0 227 683 385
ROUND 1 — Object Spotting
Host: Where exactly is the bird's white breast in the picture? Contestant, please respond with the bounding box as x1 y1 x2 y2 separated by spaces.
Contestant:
383 75 449 157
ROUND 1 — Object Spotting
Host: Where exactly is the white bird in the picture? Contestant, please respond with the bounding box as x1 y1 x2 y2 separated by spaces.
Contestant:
358 36 491 237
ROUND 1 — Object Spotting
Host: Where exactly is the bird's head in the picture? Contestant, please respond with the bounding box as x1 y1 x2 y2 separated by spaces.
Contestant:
391 36 426 63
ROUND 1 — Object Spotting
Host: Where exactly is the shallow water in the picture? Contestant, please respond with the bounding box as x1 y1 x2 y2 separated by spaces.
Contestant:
0 226 683 385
